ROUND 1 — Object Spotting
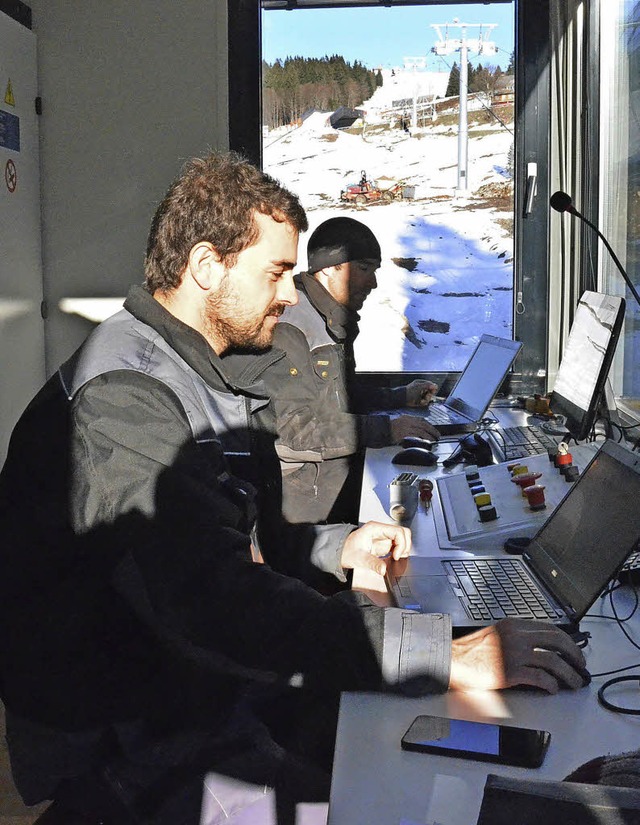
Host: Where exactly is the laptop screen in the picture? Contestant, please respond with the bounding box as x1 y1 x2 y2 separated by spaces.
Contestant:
445 335 523 420
525 441 640 619
549 292 625 441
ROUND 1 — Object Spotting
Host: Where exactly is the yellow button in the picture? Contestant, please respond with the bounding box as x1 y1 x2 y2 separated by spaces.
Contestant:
289 367 298 376
473 492 492 508
321 370 328 378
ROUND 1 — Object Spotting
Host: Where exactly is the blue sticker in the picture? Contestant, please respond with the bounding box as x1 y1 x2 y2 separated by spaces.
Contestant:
0 109 20 152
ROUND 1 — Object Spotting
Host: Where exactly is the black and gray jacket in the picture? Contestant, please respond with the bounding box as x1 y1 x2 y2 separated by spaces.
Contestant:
0 285 450 805
264 272 410 522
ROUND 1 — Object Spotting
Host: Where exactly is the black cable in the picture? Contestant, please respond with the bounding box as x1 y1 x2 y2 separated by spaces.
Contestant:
598 675 640 715
609 584 640 640
592 582 640 714
592 662 640 677
434 54 515 136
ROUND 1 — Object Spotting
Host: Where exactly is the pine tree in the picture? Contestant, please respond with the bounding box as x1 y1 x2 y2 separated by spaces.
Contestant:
262 55 378 128
446 62 460 97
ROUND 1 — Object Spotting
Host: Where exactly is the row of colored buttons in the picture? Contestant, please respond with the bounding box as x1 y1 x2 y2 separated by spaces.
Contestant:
464 464 498 523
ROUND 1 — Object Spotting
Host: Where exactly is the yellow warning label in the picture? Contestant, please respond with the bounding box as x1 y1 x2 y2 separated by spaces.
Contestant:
5 79 15 107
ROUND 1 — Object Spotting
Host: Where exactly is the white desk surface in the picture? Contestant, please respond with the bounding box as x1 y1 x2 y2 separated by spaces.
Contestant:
329 412 640 825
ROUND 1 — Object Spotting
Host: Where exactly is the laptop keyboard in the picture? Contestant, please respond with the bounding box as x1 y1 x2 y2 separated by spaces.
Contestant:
425 404 454 425
445 558 564 621
617 549 640 585
487 425 561 462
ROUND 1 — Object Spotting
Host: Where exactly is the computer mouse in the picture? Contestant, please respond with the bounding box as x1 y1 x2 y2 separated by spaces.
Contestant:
400 436 435 450
557 653 591 688
513 661 591 692
392 447 438 467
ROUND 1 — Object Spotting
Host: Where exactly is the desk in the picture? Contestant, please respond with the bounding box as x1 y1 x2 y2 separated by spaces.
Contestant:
329 412 640 825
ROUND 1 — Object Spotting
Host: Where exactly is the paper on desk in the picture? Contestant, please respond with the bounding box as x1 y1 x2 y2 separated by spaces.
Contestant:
399 820 444 825
398 773 478 825
426 774 478 823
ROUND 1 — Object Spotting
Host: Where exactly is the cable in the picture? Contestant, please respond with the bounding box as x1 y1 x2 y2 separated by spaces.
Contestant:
441 441 465 469
609 584 640 639
591 580 640 714
598 675 640 715
434 54 515 136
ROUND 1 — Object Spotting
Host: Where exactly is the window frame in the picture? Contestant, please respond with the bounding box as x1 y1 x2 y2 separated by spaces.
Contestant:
593 0 640 422
229 0 550 397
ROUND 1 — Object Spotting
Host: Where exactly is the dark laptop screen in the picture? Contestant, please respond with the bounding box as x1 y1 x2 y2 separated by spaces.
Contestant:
526 441 640 618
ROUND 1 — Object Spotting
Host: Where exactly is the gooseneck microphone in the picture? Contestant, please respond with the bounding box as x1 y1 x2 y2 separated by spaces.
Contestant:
549 190 575 215
550 190 640 308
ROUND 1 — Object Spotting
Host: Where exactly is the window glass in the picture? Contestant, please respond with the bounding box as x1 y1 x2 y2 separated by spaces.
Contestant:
600 0 640 415
262 2 516 373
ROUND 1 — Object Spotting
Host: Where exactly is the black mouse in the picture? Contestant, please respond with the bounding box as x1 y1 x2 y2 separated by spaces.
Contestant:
513 661 591 692
400 436 435 450
557 653 591 688
392 447 438 467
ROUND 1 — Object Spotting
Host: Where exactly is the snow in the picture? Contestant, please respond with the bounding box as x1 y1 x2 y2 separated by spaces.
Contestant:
264 72 514 373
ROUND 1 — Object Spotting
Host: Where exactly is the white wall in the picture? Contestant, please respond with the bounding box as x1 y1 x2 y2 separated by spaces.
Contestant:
0 12 46 462
29 0 229 370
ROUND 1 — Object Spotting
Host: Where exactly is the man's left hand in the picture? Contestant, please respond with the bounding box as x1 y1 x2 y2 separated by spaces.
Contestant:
405 380 439 407
341 521 411 576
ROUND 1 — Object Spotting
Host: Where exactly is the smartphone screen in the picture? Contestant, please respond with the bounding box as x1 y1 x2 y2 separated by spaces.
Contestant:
401 715 550 768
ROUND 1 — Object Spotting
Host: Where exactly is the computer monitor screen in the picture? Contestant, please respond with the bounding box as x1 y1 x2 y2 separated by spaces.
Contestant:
446 335 522 420
550 291 625 440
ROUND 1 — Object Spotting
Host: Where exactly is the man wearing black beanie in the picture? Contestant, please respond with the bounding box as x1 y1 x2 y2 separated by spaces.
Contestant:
263 216 440 526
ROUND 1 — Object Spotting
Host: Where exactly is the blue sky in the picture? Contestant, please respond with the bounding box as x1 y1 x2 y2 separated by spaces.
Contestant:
262 2 514 71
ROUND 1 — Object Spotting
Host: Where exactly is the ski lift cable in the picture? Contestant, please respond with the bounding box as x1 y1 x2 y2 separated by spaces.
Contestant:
435 53 514 137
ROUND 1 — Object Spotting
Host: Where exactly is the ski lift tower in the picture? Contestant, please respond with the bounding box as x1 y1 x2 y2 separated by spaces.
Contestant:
431 21 497 192
403 56 426 128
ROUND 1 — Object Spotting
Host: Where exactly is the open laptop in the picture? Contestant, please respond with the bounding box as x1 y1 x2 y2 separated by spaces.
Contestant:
386 439 640 635
420 335 522 435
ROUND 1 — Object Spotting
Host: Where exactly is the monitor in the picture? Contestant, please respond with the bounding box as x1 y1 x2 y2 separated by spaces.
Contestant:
549 291 625 440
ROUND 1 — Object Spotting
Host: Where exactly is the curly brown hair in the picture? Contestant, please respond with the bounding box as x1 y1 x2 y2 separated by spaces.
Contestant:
144 151 308 293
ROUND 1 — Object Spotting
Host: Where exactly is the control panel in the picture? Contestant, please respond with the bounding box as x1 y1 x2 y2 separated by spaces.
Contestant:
432 443 599 551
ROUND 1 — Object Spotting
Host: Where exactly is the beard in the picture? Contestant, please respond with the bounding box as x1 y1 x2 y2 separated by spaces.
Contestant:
204 274 286 353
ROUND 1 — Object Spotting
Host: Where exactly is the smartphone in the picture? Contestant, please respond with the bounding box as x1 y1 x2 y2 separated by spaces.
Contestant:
401 714 551 768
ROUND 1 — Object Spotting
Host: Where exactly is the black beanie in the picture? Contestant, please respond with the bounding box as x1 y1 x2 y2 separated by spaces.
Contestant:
306 217 381 274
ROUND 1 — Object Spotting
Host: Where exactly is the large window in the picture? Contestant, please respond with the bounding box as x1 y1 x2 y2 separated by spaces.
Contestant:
599 0 640 417
262 3 516 374
229 0 551 395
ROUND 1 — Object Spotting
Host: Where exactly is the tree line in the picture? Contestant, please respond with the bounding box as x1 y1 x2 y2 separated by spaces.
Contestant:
262 55 381 129
262 53 515 130
445 52 515 97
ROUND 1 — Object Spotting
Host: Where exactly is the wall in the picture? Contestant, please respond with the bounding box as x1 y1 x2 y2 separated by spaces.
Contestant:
29 0 229 371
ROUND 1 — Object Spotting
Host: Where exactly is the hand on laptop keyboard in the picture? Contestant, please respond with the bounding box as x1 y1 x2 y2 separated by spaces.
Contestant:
405 379 439 407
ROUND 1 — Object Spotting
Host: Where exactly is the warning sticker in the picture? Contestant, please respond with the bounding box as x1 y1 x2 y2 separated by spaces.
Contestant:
0 109 20 152
5 79 15 107
5 159 17 193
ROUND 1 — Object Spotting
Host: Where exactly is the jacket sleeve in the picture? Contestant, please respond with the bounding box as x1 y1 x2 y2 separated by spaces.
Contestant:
68 370 451 696
350 381 409 413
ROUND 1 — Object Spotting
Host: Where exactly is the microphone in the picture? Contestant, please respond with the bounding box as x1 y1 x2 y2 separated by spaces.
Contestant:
549 190 576 215
550 191 640 308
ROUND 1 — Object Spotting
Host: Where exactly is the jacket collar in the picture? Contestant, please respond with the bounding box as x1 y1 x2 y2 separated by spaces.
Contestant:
123 285 283 397
296 271 359 342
